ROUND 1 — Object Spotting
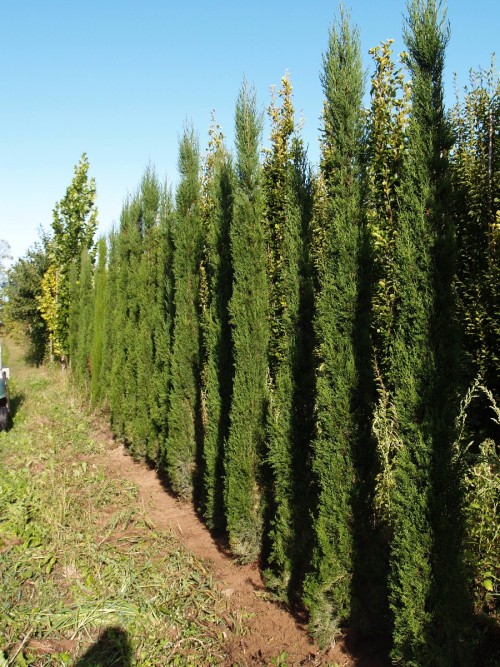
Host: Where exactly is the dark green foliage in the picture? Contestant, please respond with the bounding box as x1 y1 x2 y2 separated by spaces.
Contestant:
132 168 162 459
118 195 143 454
224 81 269 561
75 248 94 386
101 170 174 467
199 123 234 529
90 237 107 405
151 184 175 465
302 9 364 644
263 74 312 596
67 260 80 371
109 199 138 440
165 127 203 498
98 228 118 409
403 3 470 665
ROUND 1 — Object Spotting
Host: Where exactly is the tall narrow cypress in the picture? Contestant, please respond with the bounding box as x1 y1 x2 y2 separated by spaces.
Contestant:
67 259 80 370
90 237 107 405
99 228 118 410
120 195 143 454
404 5 470 665
109 200 137 439
302 9 364 645
365 41 420 660
75 247 94 386
166 126 203 498
152 183 175 467
404 3 468 664
263 74 308 594
367 3 463 663
199 122 234 529
224 82 268 562
133 168 162 460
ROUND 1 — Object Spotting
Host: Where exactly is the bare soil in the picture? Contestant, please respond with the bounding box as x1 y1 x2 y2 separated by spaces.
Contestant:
92 430 387 667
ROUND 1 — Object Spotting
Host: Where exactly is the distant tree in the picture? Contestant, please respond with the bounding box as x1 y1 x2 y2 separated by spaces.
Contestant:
5 236 49 364
0 240 11 318
224 81 268 562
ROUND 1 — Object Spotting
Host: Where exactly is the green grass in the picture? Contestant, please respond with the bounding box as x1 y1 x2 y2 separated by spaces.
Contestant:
0 338 241 666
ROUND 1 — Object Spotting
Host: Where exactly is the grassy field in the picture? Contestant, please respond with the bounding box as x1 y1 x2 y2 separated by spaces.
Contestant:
0 338 241 666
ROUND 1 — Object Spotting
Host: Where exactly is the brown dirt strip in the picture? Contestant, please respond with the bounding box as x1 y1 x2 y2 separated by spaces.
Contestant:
93 433 386 667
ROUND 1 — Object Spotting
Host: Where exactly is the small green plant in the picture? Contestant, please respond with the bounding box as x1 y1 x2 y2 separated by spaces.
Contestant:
270 651 289 666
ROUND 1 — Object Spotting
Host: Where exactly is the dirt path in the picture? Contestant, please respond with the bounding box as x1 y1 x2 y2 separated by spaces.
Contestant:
91 431 382 667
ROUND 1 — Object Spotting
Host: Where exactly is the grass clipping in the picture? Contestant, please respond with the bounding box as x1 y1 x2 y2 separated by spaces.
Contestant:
0 349 238 666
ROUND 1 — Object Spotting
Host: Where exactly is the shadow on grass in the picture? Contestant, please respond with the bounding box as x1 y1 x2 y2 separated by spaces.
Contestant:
73 626 132 667
9 391 25 421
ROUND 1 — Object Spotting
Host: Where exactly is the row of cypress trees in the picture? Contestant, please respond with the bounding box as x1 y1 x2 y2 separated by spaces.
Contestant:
45 2 498 665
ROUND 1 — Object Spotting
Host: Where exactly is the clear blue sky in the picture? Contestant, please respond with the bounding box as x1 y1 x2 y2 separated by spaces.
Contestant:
1 0 498 261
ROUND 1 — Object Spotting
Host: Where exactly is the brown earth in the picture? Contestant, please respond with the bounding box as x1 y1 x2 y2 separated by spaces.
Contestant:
91 431 387 667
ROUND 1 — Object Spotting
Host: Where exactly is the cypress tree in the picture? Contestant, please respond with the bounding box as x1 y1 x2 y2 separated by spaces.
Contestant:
224 81 268 562
75 247 94 386
262 74 309 595
120 194 143 454
199 121 234 529
404 3 470 663
109 199 139 439
151 183 175 466
99 228 118 410
90 237 107 405
302 9 364 645
165 126 203 498
67 259 80 370
364 41 422 661
366 3 464 663
133 168 162 460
